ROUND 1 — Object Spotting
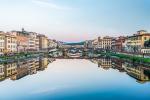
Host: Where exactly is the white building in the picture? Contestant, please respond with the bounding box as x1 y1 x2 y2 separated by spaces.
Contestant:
96 36 112 50
35 36 40 51
141 48 150 54
28 32 39 51
92 39 99 49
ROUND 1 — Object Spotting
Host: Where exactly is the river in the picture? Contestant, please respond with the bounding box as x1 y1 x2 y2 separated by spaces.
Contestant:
0 57 150 100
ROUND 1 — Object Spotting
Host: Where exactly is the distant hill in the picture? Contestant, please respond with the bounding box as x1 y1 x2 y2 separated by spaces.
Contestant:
64 41 85 45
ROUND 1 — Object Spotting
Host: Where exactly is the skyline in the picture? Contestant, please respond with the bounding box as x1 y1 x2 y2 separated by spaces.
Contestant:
0 0 150 42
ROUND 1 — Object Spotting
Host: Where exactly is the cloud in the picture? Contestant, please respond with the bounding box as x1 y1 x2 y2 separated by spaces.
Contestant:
32 0 73 10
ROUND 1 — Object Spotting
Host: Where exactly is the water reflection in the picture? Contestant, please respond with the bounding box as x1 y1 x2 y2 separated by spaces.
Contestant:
123 62 150 83
0 57 150 100
90 57 150 83
0 57 55 81
0 57 150 84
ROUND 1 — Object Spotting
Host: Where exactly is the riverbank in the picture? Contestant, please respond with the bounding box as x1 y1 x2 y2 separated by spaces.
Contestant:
1 50 150 65
99 52 150 64
0 52 47 63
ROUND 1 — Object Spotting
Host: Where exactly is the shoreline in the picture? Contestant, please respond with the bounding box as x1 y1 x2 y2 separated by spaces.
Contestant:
1 50 150 66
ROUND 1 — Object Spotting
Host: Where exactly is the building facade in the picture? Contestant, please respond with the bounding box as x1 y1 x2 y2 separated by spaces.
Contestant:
38 34 48 51
5 33 17 54
84 40 93 49
125 30 150 53
141 48 150 54
112 37 126 52
11 30 29 53
0 32 5 55
97 36 112 50
27 32 37 51
92 39 99 49
35 36 40 52
48 39 58 49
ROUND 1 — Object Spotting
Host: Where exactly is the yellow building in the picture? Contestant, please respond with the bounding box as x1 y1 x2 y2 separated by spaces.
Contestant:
0 63 5 81
5 33 17 54
5 62 17 77
123 63 150 83
126 30 150 53
37 34 48 51
10 62 28 80
38 57 49 70
0 32 5 55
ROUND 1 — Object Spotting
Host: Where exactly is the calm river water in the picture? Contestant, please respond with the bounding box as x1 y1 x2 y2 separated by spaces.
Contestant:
0 57 150 100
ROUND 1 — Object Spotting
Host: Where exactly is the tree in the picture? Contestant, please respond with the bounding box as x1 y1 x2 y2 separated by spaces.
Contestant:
144 39 150 47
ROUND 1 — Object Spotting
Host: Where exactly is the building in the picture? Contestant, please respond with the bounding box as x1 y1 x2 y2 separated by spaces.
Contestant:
5 33 17 54
111 37 116 51
11 29 39 53
38 34 48 51
97 36 112 50
112 36 126 52
141 48 150 54
0 32 5 55
125 30 150 53
48 39 58 49
84 40 93 49
35 36 40 52
92 39 99 49
11 61 29 80
11 30 29 53
27 32 37 51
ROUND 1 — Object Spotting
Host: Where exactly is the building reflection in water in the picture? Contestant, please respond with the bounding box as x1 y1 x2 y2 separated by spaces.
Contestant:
123 63 150 83
0 57 55 81
0 57 150 84
0 63 5 81
90 57 150 83
91 57 112 70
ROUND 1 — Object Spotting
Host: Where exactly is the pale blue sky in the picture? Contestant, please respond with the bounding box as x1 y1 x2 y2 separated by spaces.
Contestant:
0 0 150 42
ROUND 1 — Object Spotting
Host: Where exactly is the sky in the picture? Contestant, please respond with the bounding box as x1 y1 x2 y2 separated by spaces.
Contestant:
0 0 150 42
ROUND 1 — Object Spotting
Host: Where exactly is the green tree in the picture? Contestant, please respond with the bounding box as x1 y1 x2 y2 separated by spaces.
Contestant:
144 39 150 47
